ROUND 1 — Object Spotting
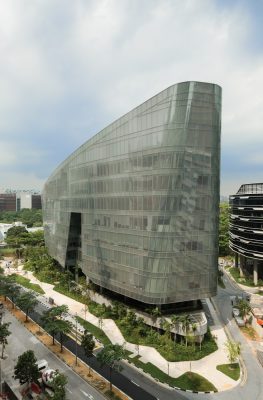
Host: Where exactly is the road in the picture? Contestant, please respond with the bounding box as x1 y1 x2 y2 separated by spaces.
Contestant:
1 308 105 400
185 270 263 400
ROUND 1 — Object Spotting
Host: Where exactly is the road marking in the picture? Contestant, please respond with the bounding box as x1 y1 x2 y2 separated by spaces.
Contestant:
131 380 140 387
66 387 73 393
227 318 232 326
80 389 94 399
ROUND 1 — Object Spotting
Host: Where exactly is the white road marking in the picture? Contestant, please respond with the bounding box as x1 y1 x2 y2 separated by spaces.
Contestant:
131 380 140 387
66 387 73 393
80 389 94 399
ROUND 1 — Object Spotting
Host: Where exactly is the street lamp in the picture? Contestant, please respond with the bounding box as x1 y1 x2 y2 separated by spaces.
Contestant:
167 361 169 376
75 313 78 366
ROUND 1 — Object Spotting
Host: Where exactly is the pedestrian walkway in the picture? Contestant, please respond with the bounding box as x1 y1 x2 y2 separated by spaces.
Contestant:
1 262 240 392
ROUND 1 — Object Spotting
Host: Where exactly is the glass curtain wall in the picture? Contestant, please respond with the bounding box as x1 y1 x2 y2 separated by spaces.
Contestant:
42 81 222 305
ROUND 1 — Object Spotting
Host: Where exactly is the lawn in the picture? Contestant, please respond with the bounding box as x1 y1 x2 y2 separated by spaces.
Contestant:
12 274 45 294
76 316 111 346
228 267 255 287
128 356 217 391
216 363 240 380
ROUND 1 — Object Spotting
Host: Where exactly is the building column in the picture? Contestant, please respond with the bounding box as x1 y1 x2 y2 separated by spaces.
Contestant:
239 255 244 277
235 253 239 269
254 260 258 286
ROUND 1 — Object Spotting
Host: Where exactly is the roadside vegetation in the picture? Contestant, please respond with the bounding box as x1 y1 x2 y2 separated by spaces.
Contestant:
216 363 240 380
128 355 217 391
11 274 45 294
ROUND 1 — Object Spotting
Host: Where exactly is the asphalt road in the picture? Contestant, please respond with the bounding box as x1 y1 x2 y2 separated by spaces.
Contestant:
29 303 191 400
185 270 263 400
1 309 105 400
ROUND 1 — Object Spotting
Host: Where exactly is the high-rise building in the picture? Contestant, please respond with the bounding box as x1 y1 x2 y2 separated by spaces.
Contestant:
229 183 263 285
0 192 42 212
42 81 222 306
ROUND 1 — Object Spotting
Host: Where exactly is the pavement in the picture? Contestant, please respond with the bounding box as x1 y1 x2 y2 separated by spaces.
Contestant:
0 261 240 393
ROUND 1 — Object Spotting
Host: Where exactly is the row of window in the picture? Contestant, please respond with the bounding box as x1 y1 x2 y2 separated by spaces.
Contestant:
60 195 212 212
70 151 212 180
70 174 212 195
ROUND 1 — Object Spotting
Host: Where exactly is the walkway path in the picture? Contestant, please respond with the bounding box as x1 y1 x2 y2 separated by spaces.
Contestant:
1 262 239 392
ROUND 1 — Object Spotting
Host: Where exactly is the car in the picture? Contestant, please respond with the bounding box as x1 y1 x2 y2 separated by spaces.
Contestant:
232 308 240 317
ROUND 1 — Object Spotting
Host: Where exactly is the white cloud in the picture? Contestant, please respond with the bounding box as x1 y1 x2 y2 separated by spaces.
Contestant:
0 0 262 194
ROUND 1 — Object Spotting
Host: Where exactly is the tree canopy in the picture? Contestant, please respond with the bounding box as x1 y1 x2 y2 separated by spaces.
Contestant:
219 203 231 256
14 350 39 384
0 208 42 227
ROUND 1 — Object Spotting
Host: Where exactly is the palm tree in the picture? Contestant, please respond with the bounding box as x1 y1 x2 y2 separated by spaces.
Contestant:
180 315 191 347
163 320 172 340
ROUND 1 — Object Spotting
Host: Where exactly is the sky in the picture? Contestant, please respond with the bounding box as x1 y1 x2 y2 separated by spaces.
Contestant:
0 0 263 196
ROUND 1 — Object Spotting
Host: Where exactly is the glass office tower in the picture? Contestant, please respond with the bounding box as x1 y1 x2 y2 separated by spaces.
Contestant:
42 81 222 305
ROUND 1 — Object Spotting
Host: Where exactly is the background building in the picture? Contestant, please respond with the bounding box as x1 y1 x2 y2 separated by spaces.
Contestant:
0 192 42 212
42 81 222 306
229 183 263 285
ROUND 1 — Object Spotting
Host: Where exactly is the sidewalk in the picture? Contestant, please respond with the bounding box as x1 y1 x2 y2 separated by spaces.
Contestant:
2 262 240 392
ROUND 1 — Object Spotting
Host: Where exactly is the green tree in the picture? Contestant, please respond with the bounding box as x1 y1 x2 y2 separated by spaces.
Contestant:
41 305 70 349
81 330 95 376
0 322 11 358
225 340 241 363
14 350 39 384
16 291 38 321
97 344 125 392
237 299 251 324
51 371 68 400
179 315 191 347
219 203 231 256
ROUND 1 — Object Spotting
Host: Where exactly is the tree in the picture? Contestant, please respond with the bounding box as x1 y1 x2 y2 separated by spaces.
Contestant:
146 306 161 331
41 305 72 351
0 322 11 358
219 203 231 256
14 350 39 384
225 340 241 363
97 344 125 392
51 371 68 400
16 291 38 321
81 330 95 376
179 315 191 347
237 299 251 324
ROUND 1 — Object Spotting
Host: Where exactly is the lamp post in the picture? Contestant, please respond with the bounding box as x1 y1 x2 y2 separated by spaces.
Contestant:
167 361 170 376
75 313 78 366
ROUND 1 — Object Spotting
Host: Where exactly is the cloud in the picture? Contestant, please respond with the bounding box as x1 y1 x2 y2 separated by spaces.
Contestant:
0 0 262 196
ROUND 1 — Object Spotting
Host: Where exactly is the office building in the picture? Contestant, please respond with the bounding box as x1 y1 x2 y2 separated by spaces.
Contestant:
0 192 42 212
229 183 263 285
42 81 222 306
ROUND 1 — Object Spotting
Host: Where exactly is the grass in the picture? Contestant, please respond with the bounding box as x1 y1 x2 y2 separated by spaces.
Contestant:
240 325 257 340
128 356 217 391
116 320 217 362
0 248 16 256
228 267 255 287
11 274 45 294
76 316 111 346
216 363 240 380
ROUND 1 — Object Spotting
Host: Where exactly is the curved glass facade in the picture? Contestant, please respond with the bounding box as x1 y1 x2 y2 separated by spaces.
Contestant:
42 81 221 305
